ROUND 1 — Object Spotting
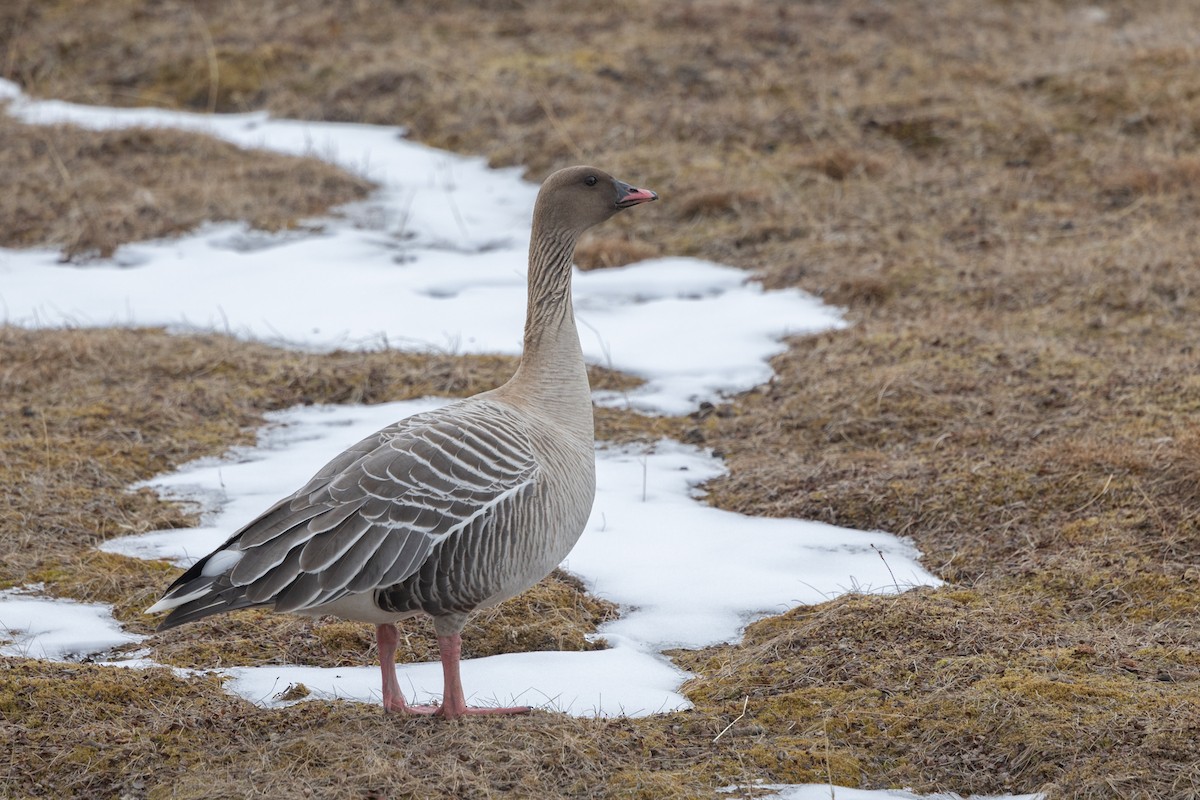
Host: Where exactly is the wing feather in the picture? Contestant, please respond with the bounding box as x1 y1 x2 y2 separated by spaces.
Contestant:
236 503 326 548
317 522 392 593
243 544 304 604
377 527 441 587
299 511 372 573
274 570 326 613
151 400 540 628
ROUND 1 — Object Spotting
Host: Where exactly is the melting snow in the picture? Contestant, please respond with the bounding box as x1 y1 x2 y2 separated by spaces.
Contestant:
97 399 937 715
0 78 1034 800
0 587 143 661
0 79 842 416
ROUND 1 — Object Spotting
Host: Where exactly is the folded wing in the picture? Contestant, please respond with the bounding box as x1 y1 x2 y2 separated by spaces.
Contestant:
149 401 539 628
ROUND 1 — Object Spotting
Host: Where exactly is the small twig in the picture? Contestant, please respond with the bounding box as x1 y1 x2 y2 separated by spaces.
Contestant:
871 543 898 589
40 410 51 470
823 716 835 799
41 133 74 187
437 161 472 244
1071 473 1115 515
40 133 99 258
712 695 749 743
577 316 635 411
190 6 220 114
640 450 650 503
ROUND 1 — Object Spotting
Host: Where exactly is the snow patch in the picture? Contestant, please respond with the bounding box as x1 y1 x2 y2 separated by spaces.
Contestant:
0 587 143 661
0 80 843 416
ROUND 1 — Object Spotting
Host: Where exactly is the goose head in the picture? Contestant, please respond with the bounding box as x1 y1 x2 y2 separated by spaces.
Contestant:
533 165 658 237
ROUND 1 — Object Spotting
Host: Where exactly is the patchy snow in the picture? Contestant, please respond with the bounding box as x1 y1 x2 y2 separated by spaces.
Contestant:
223 635 688 718
0 587 143 661
0 80 1037 800
96 399 936 714
0 79 930 714
576 440 932 650
0 79 843 416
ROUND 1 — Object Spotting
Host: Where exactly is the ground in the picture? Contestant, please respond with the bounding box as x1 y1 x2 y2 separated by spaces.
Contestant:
2 1 1200 798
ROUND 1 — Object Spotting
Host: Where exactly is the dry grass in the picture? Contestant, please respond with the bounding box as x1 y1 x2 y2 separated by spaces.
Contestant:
0 114 373 260
0 659 665 799
678 587 1200 794
574 233 661 271
4 0 1200 797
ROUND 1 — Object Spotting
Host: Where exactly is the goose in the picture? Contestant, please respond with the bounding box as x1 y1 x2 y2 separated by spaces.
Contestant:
146 166 658 719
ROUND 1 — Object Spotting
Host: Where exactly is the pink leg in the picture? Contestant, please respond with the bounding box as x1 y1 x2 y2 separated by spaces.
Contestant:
376 624 530 718
433 632 531 720
376 623 438 715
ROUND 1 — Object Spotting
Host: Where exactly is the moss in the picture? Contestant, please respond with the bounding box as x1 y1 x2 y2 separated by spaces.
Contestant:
742 736 862 785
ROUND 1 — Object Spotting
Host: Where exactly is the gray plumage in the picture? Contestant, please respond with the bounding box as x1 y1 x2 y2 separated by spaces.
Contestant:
146 166 658 718
152 399 576 628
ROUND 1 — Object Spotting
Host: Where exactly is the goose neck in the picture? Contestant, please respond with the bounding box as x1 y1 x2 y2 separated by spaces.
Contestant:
504 226 592 428
522 226 580 355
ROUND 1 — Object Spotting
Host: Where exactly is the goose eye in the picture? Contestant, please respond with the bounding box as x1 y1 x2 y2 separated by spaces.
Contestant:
584 175 598 187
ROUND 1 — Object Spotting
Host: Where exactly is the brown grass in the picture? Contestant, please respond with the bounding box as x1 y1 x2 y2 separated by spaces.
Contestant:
574 234 660 271
0 114 373 260
5 0 1200 797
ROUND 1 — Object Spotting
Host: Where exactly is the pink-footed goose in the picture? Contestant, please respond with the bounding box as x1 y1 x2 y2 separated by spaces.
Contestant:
146 166 657 719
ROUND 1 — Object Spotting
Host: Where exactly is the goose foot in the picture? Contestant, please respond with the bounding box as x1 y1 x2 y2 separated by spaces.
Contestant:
428 700 532 720
430 633 532 720
383 699 530 718
375 624 532 719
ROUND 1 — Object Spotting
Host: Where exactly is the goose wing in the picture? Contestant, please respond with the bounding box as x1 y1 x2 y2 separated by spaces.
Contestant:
150 401 539 627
